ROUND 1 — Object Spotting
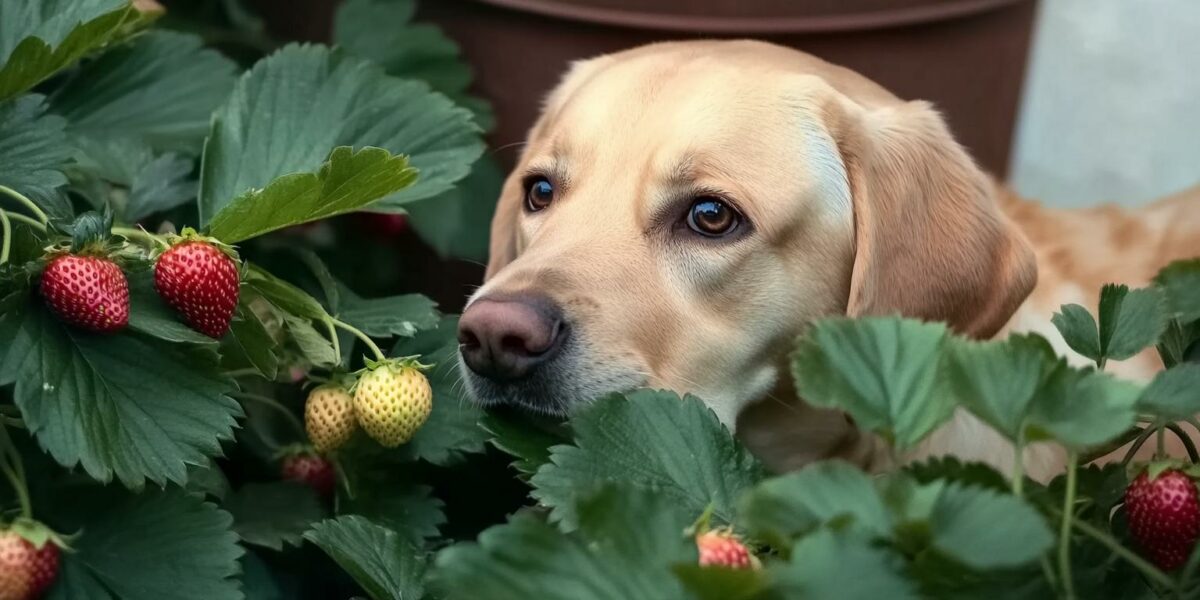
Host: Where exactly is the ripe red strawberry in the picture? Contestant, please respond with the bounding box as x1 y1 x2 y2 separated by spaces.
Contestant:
0 531 60 600
696 530 758 570
1125 468 1200 571
280 453 336 498
154 236 239 338
39 254 129 333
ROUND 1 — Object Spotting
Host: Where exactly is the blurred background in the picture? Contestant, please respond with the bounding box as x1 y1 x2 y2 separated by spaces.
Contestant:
161 0 1198 311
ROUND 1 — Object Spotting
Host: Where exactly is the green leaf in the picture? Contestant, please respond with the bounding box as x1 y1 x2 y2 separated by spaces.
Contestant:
434 485 695 600
198 43 483 223
481 410 569 477
240 552 285 600
791 317 954 449
338 473 445 543
124 152 196 222
1155 259 1200 323
0 94 72 221
405 154 502 262
333 0 494 130
44 489 242 600
902 457 1010 493
1137 364 1200 422
305 515 428 600
1158 319 1200 368
0 0 137 102
222 302 280 379
336 284 439 339
243 263 329 321
48 30 238 154
206 146 418 243
226 482 325 551
928 484 1054 569
1097 284 1167 361
1027 362 1140 450
530 390 766 529
283 314 338 369
126 268 215 344
738 461 891 547
0 298 242 487
1051 304 1101 362
186 458 232 501
944 334 1056 441
772 527 918 600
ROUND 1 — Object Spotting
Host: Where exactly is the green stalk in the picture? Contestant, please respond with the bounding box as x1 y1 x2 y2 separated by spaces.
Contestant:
1097 356 1108 371
1058 452 1079 600
0 209 11 264
1156 427 1166 460
323 317 343 363
111 225 161 247
1165 423 1200 462
0 185 49 225
3 211 46 230
1012 429 1026 497
233 392 306 438
0 425 32 519
330 317 384 362
1121 427 1158 469
1069 518 1176 590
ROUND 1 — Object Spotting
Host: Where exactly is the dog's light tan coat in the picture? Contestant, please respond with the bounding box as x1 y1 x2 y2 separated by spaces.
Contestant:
477 40 1200 480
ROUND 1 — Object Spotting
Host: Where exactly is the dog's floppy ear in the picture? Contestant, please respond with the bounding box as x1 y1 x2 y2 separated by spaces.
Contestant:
830 99 1036 338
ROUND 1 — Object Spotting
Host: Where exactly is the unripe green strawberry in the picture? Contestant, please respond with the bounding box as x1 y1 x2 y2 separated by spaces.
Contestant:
39 254 128 333
305 385 356 453
352 359 432 447
154 231 240 339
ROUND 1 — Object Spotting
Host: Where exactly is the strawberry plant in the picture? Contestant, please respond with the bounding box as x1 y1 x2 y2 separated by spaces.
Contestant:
1 1 1198 599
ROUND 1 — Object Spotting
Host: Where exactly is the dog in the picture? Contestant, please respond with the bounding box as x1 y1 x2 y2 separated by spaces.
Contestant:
456 40 1200 481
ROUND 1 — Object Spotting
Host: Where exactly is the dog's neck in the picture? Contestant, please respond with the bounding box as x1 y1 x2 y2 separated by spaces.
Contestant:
735 378 894 474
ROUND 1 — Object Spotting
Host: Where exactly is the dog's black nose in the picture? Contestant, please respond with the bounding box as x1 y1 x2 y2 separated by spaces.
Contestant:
458 294 567 381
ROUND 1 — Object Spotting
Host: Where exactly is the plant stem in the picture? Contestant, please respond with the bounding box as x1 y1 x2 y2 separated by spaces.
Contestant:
1156 426 1166 460
224 368 266 380
1081 426 1145 464
0 209 11 265
0 425 32 519
1166 423 1200 463
330 317 384 362
1058 452 1079 600
3 211 46 230
1121 427 1158 469
1069 517 1176 590
0 185 48 225
1012 430 1026 497
111 225 161 247
323 318 342 363
233 392 306 438
1097 356 1107 371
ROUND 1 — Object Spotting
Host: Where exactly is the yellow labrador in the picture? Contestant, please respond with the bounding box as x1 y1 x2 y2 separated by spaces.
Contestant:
456 40 1200 481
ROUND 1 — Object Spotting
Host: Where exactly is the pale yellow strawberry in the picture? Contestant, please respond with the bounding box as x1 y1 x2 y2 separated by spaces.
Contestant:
352 359 432 447
304 384 356 453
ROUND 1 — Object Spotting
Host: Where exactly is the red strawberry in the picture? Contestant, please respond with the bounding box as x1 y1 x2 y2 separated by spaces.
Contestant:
0 531 60 600
280 454 336 498
39 254 129 333
357 213 408 237
1125 468 1200 571
154 237 239 338
696 530 758 570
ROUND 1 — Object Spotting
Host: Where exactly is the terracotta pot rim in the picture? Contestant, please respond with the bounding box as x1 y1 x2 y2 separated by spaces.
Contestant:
472 0 1033 33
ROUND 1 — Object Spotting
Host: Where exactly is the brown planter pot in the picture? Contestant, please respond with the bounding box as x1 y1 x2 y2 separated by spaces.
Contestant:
416 0 1038 176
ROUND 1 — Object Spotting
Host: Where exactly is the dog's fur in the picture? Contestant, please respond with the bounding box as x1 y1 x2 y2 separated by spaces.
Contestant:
463 40 1200 480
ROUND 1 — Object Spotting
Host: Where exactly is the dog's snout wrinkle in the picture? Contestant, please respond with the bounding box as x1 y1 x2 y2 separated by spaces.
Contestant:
458 294 567 381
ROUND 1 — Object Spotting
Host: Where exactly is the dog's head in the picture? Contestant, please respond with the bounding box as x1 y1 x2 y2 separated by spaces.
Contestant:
458 40 1036 426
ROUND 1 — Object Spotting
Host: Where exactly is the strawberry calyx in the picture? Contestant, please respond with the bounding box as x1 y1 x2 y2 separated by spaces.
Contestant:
1 517 72 553
359 355 432 374
1127 458 1200 483
157 227 241 263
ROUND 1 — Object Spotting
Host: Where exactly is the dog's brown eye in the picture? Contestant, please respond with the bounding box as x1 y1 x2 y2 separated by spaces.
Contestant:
687 197 738 237
525 177 554 212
